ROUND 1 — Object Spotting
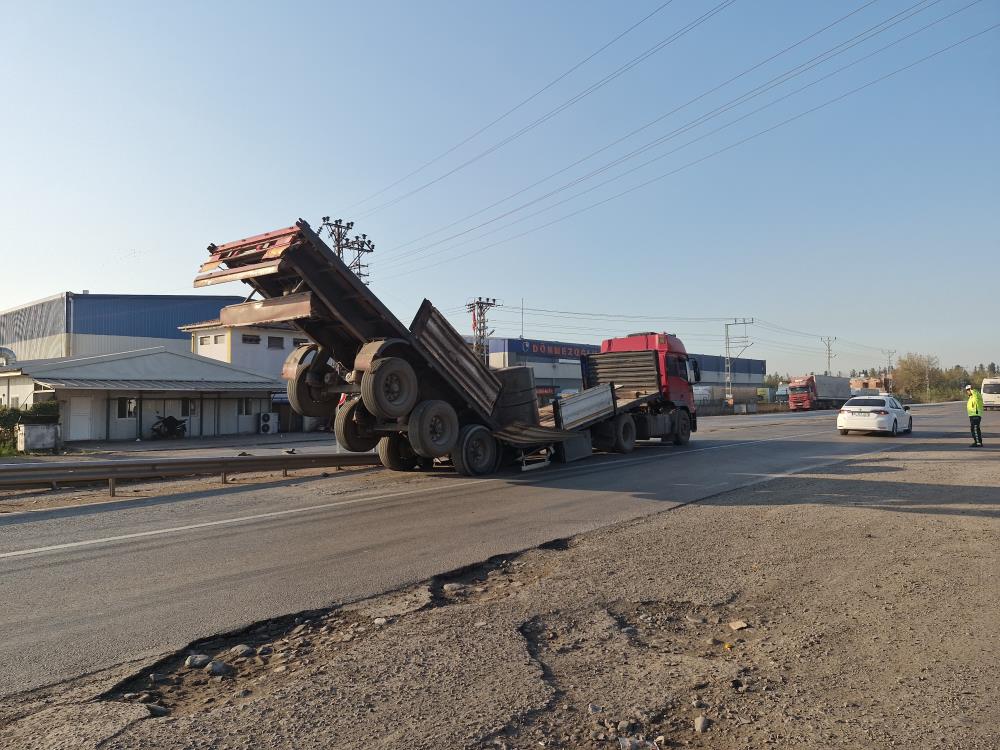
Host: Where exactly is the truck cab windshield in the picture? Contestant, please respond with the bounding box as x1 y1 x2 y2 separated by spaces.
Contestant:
789 386 810 394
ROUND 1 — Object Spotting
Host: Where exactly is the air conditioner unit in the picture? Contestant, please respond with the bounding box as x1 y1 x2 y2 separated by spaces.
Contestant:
258 412 279 434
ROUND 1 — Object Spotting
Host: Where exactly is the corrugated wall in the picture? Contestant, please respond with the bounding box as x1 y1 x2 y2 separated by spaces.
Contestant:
69 294 243 340
0 293 67 360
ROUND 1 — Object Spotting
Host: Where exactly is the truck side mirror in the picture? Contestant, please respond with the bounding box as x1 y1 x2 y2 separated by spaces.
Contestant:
689 359 701 383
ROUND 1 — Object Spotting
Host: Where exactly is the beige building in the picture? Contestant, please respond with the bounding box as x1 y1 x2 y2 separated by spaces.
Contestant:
0 348 282 442
182 320 311 379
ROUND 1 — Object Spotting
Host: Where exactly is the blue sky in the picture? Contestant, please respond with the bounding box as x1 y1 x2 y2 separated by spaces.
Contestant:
2 1 997 374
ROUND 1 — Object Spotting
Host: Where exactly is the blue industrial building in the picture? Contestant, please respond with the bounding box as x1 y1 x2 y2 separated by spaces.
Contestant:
0 292 243 362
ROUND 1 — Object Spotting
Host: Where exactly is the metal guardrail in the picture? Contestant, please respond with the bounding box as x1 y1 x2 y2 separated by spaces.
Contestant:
0 453 381 496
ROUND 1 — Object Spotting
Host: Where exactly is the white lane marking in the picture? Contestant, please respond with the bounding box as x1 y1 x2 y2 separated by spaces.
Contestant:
0 426 880 560
0 481 481 560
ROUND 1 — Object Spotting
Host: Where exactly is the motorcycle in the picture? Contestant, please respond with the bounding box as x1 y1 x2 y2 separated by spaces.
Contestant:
150 414 187 439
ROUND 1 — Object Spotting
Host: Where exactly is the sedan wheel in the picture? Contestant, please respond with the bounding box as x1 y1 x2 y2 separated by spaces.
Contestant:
889 420 898 437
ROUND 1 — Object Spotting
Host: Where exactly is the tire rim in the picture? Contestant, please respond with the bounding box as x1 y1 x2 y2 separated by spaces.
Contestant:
469 436 487 466
383 373 402 404
429 415 446 445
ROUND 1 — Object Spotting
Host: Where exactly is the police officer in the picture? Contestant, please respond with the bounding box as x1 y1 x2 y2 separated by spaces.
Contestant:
965 384 984 447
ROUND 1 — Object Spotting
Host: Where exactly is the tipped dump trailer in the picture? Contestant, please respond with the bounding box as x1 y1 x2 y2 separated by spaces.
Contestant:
194 220 699 474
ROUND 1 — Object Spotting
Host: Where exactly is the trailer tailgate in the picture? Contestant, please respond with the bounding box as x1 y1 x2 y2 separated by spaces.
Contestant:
409 299 502 423
555 384 615 430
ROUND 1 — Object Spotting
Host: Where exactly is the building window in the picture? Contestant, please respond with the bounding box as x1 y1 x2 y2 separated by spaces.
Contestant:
242 334 261 345
181 399 197 417
117 398 137 419
214 334 225 344
238 397 255 416
267 336 284 350
292 337 309 347
198 336 211 346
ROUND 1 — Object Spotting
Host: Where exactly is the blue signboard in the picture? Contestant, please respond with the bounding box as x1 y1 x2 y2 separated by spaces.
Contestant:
503 337 600 359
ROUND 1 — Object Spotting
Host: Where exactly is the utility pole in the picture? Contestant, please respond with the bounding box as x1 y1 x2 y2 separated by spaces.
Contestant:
467 297 500 365
724 318 754 405
881 349 896 392
820 336 836 376
318 217 375 284
925 357 931 402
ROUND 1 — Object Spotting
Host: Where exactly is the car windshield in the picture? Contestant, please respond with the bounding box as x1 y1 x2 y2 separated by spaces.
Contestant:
845 398 886 407
789 386 810 394
982 383 1000 394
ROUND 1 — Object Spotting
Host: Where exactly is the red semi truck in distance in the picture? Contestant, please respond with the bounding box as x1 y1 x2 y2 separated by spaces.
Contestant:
787 374 852 411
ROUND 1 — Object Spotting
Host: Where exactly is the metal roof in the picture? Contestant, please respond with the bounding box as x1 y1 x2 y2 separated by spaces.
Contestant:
33 378 279 392
179 318 298 332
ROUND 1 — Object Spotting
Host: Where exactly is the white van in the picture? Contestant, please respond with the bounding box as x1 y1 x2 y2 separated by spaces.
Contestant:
982 378 1000 410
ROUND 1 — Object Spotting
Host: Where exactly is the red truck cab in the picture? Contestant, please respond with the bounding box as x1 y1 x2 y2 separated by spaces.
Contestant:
600 332 699 416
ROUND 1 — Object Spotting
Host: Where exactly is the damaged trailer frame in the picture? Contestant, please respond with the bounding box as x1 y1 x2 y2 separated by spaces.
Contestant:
194 219 582 475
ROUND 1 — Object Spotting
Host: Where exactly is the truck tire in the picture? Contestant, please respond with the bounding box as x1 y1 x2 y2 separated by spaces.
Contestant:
672 409 692 446
377 434 420 471
288 361 338 418
361 357 419 419
334 398 379 453
451 424 498 476
407 400 459 458
612 413 636 454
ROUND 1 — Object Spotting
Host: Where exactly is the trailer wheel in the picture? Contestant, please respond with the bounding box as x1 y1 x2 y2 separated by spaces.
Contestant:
361 357 419 419
288 361 338 418
612 414 636 453
407 400 459 458
377 434 420 471
451 424 499 476
672 409 692 446
334 397 379 453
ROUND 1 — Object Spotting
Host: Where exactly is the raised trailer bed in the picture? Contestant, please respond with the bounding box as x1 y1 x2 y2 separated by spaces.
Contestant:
195 220 574 475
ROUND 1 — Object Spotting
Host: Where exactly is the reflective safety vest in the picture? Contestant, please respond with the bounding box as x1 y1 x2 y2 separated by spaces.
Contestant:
967 390 984 417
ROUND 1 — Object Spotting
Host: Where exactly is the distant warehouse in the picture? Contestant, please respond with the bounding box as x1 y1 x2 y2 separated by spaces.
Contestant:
0 291 243 362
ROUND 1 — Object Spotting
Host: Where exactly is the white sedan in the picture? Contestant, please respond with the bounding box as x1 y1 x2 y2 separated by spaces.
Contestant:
837 395 912 436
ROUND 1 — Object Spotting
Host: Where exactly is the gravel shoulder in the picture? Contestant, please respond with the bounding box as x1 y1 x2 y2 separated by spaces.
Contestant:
2 437 996 749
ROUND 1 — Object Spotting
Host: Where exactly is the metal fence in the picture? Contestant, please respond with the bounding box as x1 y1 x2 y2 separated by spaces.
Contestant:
0 452 381 496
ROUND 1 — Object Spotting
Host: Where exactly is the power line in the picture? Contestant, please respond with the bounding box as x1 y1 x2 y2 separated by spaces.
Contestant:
382 0 886 257
357 0 738 218
378 22 999 280
385 0 962 268
346 1 679 210
519 306 732 323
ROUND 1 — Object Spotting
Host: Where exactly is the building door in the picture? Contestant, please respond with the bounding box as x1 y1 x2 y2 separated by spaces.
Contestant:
68 396 92 441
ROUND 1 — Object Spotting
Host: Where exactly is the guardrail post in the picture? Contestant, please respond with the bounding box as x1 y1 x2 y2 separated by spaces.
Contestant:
109 477 116 497
221 472 228 484
282 468 289 478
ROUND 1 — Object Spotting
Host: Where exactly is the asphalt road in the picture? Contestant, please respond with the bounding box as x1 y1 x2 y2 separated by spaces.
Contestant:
0 403 970 698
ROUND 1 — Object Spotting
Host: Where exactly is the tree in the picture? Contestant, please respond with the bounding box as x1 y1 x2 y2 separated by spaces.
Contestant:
763 372 790 389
